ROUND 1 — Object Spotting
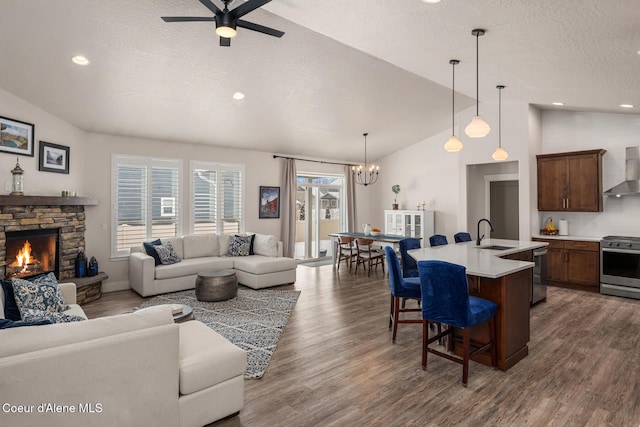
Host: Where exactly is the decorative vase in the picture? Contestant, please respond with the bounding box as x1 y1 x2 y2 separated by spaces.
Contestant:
363 224 372 235
392 204 399 210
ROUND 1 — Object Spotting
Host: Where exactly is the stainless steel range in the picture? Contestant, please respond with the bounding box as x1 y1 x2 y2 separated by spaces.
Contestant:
600 236 640 299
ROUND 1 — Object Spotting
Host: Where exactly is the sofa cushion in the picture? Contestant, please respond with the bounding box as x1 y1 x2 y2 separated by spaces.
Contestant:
11 275 68 316
249 233 278 257
228 235 254 257
178 320 246 395
183 234 219 258
164 237 184 260
0 305 173 358
155 241 182 265
143 239 163 265
217 234 232 257
155 257 234 280
1 279 21 320
21 307 85 324
232 256 297 275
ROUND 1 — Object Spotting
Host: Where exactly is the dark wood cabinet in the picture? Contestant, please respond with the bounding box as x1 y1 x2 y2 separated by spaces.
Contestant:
537 149 606 212
533 238 600 292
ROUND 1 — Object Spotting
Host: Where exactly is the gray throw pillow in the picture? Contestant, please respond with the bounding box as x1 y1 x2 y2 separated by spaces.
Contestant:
154 241 181 265
228 235 253 257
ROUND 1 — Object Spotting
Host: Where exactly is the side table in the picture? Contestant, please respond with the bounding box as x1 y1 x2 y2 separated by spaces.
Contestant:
196 269 238 302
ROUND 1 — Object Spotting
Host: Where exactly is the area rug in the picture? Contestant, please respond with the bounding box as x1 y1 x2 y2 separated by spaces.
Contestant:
136 288 300 379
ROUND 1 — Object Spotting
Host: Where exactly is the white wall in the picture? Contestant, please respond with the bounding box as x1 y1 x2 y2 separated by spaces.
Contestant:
0 87 86 195
539 110 640 238
370 99 535 243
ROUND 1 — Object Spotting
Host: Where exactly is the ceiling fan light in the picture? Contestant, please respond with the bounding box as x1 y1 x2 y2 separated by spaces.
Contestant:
465 115 491 138
444 135 463 152
216 25 237 38
492 147 509 161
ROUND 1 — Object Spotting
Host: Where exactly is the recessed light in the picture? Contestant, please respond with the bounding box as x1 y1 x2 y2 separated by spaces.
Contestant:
233 92 245 100
422 0 442 3
72 55 90 66
552 102 565 106
620 104 634 108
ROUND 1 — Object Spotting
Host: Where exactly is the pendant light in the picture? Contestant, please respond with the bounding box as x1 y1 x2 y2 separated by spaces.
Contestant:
465 29 491 138
352 133 380 186
444 59 463 152
492 85 509 161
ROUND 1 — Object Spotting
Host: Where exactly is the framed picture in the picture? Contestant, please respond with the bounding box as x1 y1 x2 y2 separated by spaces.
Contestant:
259 186 280 219
0 116 35 157
39 141 70 174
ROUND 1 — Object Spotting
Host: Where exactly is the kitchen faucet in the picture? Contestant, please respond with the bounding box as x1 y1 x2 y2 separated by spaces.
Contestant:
476 218 494 245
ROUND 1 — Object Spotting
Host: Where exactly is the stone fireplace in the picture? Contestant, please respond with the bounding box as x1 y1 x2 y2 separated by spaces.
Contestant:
0 196 96 281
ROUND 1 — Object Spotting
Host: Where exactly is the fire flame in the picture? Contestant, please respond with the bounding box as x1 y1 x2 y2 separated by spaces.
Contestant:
16 240 32 271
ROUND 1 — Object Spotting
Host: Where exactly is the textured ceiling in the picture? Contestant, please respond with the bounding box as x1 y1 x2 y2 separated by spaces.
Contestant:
1 0 639 163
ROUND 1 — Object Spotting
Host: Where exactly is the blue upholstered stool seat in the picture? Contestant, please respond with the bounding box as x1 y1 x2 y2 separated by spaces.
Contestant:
429 234 448 247
454 232 472 243
398 238 421 278
385 246 423 343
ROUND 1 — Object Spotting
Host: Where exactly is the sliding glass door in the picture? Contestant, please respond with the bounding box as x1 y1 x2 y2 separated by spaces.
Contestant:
295 173 345 261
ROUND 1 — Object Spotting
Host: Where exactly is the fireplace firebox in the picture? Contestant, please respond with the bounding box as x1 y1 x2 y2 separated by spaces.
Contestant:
5 229 60 279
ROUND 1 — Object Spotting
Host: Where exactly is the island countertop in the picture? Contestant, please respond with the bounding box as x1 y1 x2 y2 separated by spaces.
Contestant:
408 238 548 279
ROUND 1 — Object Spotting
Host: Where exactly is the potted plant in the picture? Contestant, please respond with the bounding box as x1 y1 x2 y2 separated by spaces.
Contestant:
391 184 400 210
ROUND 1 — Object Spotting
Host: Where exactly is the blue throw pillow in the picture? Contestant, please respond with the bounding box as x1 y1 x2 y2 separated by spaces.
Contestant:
143 239 162 266
0 318 54 329
1 279 22 321
20 308 85 324
11 276 68 317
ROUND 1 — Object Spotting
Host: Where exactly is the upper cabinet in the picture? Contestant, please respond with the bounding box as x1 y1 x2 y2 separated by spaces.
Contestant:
537 149 606 212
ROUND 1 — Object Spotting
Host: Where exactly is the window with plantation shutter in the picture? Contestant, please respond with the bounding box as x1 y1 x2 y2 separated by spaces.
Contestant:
191 161 244 235
112 155 182 257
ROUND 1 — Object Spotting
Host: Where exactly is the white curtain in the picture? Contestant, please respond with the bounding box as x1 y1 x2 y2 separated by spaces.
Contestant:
344 165 357 232
281 159 297 257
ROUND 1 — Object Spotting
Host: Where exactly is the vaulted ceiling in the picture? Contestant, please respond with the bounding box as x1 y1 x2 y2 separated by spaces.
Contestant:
1 0 638 163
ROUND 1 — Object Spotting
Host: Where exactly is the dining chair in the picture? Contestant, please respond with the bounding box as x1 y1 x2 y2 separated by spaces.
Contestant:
384 246 422 342
336 236 356 271
429 234 448 247
398 238 421 278
417 260 497 387
454 232 472 243
354 238 385 277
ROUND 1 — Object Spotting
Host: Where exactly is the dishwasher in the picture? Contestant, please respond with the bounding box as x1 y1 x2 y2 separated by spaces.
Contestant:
532 248 547 305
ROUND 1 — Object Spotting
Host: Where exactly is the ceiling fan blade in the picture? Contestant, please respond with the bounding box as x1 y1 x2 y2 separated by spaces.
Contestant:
237 19 284 37
198 0 222 15
231 0 272 19
162 16 215 22
220 37 231 47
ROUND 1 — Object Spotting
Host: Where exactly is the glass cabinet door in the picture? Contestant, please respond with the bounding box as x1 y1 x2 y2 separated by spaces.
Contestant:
414 213 421 238
404 214 412 237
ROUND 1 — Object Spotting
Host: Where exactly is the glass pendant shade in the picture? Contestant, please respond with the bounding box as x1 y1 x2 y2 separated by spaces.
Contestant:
492 146 509 161
465 116 491 138
444 135 463 152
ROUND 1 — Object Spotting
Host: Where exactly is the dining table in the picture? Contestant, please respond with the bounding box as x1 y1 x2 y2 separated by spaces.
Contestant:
327 232 415 269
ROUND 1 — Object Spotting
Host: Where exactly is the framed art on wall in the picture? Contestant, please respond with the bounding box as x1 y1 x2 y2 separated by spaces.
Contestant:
39 141 70 174
0 116 35 157
259 186 280 219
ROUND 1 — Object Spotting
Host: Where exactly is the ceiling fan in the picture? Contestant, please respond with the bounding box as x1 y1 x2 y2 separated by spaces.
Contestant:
162 0 285 47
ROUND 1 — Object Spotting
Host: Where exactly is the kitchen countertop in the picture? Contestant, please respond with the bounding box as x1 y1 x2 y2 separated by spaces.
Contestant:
408 238 548 279
531 234 602 242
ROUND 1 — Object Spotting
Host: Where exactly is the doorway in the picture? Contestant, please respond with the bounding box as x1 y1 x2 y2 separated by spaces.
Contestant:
489 180 519 239
295 173 345 261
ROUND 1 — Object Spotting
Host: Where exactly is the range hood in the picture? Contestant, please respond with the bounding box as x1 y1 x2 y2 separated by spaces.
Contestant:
604 147 640 197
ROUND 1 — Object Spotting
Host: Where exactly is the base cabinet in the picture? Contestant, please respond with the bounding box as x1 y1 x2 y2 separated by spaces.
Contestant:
533 238 599 292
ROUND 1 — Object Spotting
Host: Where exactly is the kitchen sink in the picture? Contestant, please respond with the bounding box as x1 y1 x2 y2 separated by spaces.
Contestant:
480 245 515 251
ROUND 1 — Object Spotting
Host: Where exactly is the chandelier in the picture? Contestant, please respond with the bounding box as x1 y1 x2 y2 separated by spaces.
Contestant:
352 132 379 186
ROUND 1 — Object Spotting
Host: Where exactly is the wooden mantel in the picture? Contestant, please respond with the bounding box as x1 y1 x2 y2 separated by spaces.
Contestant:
0 195 98 206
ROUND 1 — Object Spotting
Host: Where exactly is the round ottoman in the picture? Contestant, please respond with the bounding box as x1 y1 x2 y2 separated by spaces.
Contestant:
195 269 238 302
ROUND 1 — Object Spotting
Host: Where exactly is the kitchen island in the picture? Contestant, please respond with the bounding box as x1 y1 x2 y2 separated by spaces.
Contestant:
409 238 547 371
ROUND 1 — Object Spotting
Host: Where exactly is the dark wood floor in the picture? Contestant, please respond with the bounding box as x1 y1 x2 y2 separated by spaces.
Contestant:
83 264 640 426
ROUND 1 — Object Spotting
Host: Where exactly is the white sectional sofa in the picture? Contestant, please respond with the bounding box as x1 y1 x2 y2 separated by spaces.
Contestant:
129 233 297 297
0 289 246 427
